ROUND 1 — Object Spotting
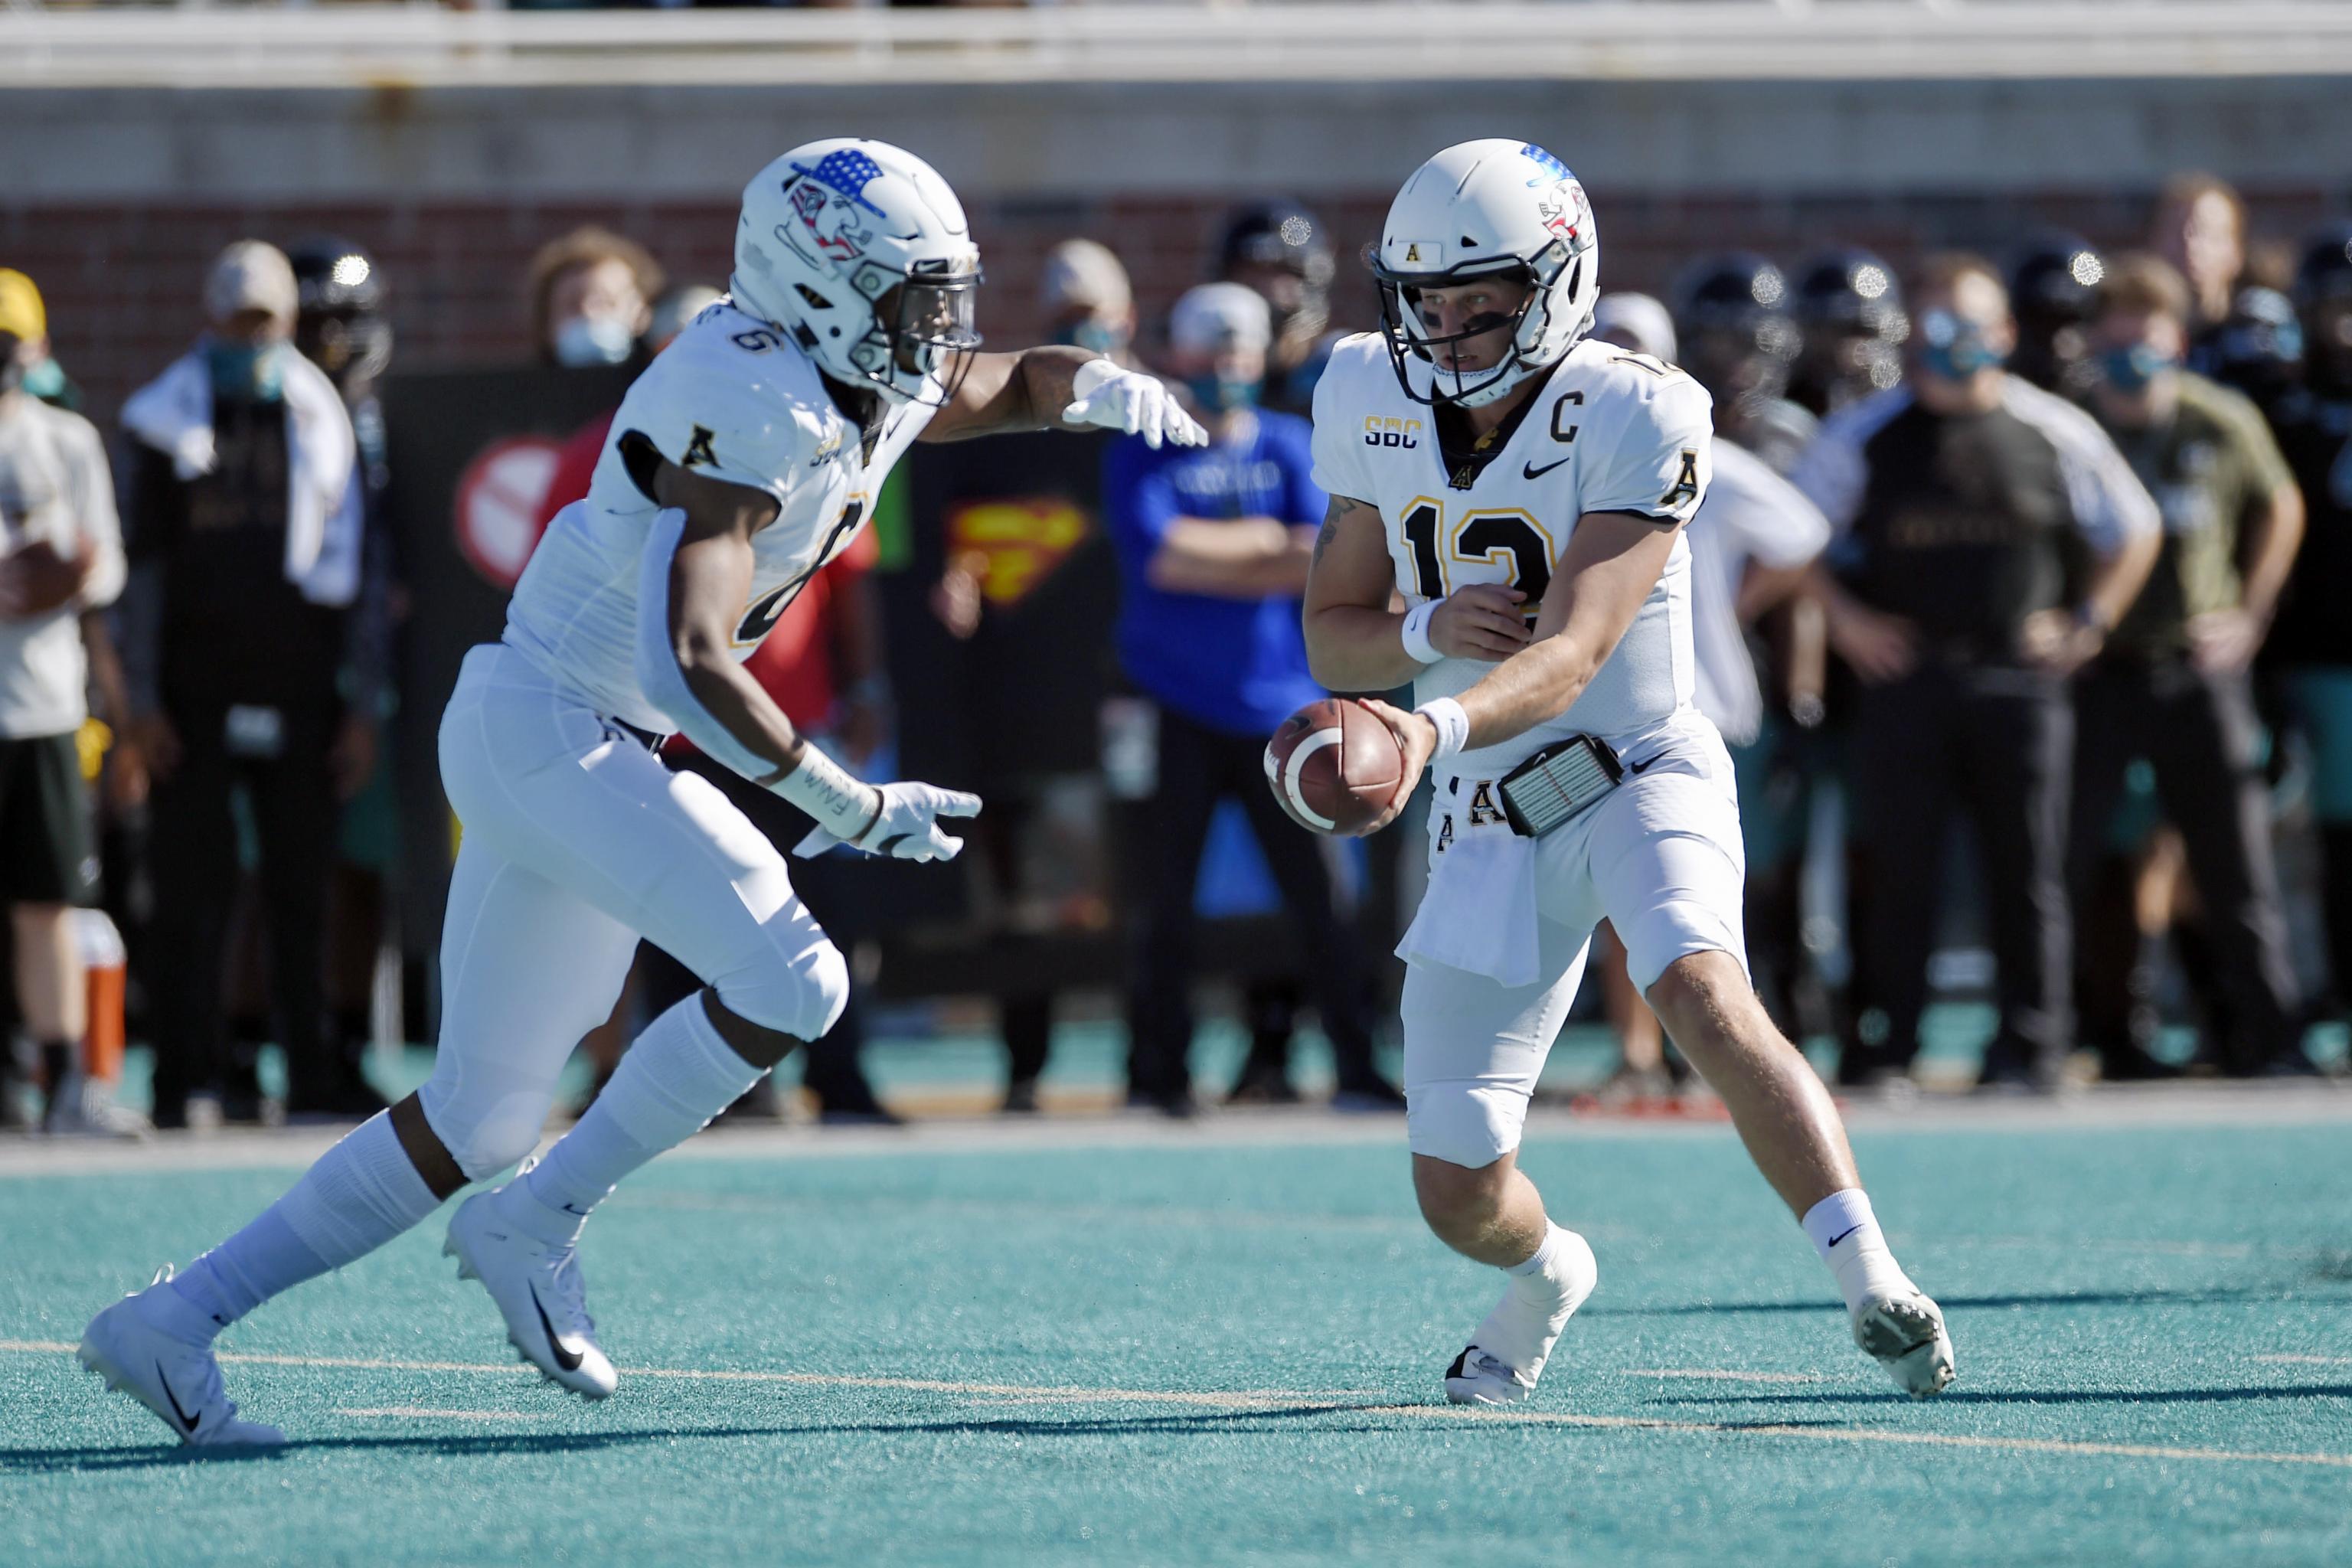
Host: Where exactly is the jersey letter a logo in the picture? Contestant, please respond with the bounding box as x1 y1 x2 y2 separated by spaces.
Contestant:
681 425 719 469
1659 449 1700 510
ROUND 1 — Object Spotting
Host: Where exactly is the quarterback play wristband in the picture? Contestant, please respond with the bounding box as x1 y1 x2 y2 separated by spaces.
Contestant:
1416 697 1470 762
1400 598 1446 665
773 743 884 846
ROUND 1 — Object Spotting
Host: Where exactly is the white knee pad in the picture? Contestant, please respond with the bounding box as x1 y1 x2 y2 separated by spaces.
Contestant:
711 933 850 1044
1405 1081 1530 1171
416 1070 557 1182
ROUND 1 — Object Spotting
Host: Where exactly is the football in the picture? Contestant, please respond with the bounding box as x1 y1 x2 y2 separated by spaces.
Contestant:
1263 697 1406 835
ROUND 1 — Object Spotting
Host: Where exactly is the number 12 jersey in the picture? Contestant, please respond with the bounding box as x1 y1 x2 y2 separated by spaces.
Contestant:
1308 332 1716 773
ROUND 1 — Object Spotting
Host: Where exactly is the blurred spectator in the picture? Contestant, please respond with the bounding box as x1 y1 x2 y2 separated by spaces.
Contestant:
2208 284 2306 420
1787 247 1908 417
0 268 83 415
289 235 399 1088
1670 254 1815 474
2267 222 2352 1024
1104 282 1397 1116
116 241 384 1126
2007 233 2106 400
528 226 664 369
1040 240 1138 363
2073 253 2311 1077
1792 253 2161 1093
2150 173 2246 366
0 269 135 1134
1214 200 1337 416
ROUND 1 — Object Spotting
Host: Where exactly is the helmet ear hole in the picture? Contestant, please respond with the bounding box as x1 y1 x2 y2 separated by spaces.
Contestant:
795 284 834 312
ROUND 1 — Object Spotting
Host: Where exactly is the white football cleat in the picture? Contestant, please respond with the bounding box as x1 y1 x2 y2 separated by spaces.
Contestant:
1444 1231 1599 1406
1853 1287 1956 1397
443 1184 616 1400
78 1269 284 1449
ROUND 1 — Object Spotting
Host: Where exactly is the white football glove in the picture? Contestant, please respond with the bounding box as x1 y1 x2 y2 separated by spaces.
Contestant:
1062 359 1208 449
793 781 982 863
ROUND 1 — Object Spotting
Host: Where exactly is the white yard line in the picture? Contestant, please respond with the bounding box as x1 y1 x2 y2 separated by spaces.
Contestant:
11 1338 2352 1472
5 1083 2347 1180
334 1407 561 1423
1624 1368 1825 1383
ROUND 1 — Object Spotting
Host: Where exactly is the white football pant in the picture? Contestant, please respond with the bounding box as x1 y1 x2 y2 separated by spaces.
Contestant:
1403 720 1749 1171
419 642 847 1179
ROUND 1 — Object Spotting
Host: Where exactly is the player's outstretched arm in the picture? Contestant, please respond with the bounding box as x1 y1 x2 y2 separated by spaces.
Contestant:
1353 511 1677 835
635 459 978 863
922 348 1204 448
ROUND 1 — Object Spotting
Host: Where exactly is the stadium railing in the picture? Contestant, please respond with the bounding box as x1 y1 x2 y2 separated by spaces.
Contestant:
5 3 2352 89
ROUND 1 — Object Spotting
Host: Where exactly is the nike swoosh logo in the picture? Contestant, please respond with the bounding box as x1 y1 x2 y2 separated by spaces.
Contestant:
1523 457 1572 480
155 1359 198 1435
1826 1224 1864 1248
1627 754 1658 774
530 1284 586 1372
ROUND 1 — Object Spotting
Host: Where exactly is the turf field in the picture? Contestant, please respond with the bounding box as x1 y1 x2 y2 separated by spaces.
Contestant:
5 1094 2351 1567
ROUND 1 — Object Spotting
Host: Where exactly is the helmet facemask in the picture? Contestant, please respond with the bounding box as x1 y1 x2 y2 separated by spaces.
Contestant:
838 261 983 407
1374 250 1579 410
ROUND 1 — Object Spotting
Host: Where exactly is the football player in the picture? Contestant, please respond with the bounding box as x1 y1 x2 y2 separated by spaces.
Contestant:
79 139 1204 1446
1787 247 1908 417
1302 140 1953 1405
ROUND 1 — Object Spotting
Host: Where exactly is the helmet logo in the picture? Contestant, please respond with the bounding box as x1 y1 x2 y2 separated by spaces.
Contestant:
783 149 890 270
1536 180 1592 254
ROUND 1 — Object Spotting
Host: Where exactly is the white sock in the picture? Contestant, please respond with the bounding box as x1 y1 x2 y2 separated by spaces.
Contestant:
168 1111 441 1340
1504 1222 1589 1299
1468 1223 1597 1377
523 995 763 1233
1802 1188 1914 1317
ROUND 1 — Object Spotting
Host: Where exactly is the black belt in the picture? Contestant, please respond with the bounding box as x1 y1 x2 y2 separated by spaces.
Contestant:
609 718 669 753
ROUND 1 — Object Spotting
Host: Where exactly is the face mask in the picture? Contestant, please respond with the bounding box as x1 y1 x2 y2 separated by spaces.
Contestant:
205 340 287 402
1186 373 1259 413
1916 308 2004 381
1054 318 1125 357
18 357 64 400
2099 341 2178 394
554 314 635 368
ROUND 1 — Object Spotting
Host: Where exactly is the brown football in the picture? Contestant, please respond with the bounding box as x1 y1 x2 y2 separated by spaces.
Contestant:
1263 697 1406 835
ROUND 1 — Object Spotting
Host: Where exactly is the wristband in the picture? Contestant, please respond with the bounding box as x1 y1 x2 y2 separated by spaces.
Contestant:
772 743 882 843
1416 697 1470 763
1400 597 1446 665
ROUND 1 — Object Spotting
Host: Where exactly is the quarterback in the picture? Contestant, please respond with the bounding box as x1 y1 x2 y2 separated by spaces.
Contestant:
1303 140 1953 1403
79 139 1204 1446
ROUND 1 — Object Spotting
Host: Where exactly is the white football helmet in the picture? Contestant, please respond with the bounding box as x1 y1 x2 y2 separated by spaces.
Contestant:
1373 139 1602 408
731 139 983 406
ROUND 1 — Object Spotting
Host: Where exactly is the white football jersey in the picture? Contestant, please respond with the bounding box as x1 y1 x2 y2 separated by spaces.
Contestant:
1309 333 1713 773
504 299 932 731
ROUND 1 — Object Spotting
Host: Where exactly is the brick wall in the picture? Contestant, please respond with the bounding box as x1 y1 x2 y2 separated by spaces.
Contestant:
5 184 2338 427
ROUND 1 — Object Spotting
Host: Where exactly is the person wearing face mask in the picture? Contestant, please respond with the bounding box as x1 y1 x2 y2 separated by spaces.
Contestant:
116 240 380 1128
1040 240 1138 365
0 267 132 1133
1103 282 1400 1116
1216 201 1339 417
527 226 663 371
2070 253 2313 1078
2265 222 2352 1035
1789 253 2162 1093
